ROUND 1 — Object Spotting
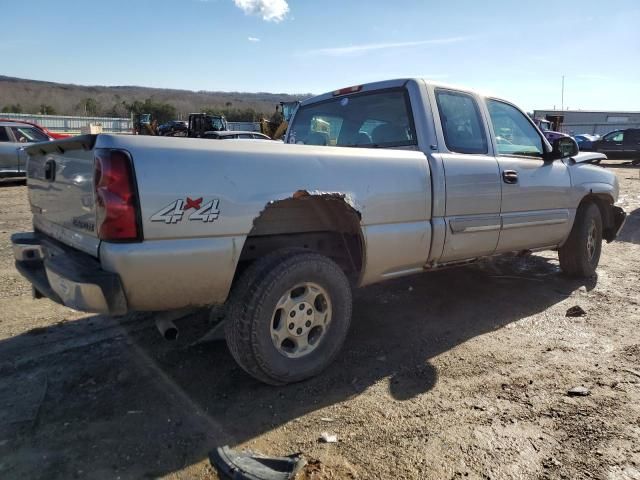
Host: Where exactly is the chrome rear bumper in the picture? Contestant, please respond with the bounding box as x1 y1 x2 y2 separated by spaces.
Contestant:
11 232 127 315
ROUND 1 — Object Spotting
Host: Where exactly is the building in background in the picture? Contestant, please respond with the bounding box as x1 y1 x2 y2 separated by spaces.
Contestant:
532 110 640 136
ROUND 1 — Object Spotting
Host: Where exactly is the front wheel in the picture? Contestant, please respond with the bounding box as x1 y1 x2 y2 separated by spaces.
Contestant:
558 202 603 277
225 250 352 385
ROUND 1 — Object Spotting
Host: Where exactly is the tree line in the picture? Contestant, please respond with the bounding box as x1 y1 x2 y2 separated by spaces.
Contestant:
0 76 307 124
1 97 276 124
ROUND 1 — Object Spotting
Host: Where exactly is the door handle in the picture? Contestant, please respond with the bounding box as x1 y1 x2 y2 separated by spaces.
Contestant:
502 170 518 184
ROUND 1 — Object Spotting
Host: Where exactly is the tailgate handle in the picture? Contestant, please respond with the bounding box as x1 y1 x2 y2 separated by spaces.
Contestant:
44 159 56 182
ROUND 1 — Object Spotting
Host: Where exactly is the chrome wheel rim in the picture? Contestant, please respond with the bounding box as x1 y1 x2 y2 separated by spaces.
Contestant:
270 282 332 358
586 220 597 260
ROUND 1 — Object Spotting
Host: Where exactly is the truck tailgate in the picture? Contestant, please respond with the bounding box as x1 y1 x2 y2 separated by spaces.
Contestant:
25 135 100 257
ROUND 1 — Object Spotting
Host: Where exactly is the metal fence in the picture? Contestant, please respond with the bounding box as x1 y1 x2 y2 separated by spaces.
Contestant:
227 121 261 132
0 112 132 134
559 122 640 136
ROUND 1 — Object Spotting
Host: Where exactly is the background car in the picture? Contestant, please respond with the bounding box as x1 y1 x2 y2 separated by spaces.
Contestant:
0 122 52 179
0 118 69 139
202 131 271 140
573 134 600 151
591 129 640 164
158 120 188 136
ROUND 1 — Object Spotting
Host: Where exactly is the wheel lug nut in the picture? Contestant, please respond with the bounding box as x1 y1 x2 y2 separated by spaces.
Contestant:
296 328 303 334
305 321 311 327
289 311 296 318
299 304 305 311
307 309 313 315
289 323 294 330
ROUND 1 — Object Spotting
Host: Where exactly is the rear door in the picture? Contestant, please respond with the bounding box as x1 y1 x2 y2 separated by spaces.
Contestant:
624 129 640 158
432 88 502 262
485 99 572 252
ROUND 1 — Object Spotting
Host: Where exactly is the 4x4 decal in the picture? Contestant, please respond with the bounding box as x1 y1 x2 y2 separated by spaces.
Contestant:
151 197 220 224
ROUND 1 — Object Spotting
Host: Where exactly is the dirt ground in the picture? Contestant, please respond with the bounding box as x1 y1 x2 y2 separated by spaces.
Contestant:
0 162 639 480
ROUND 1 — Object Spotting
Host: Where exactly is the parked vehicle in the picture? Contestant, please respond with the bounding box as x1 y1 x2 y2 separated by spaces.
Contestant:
158 120 188 137
533 118 569 143
0 118 70 140
573 134 600 152
12 78 626 385
203 130 271 140
591 129 640 164
188 113 228 137
0 121 52 178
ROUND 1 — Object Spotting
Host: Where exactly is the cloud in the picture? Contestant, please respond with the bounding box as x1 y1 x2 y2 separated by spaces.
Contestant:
248 36 261 42
304 37 470 57
232 0 289 22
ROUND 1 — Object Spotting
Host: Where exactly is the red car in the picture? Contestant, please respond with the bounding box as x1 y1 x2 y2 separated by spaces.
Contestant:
0 118 70 140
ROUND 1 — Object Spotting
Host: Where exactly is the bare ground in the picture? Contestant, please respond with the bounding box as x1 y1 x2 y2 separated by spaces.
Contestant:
0 163 639 480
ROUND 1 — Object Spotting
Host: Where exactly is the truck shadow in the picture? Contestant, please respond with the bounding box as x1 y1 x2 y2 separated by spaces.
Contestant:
616 207 640 245
0 253 597 479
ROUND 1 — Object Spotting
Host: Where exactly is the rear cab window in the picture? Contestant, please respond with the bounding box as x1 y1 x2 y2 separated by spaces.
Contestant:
434 89 488 154
287 88 417 149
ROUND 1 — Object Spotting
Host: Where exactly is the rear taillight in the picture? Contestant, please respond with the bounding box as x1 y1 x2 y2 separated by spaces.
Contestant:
94 149 141 241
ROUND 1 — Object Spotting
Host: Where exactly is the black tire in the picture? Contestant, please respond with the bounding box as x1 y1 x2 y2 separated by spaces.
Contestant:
225 250 352 385
558 202 603 278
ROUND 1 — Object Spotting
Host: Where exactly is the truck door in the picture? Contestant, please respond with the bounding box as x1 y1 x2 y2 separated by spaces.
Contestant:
598 130 625 158
432 88 502 262
485 99 572 252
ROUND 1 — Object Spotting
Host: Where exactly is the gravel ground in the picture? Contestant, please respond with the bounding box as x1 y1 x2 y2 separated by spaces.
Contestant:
0 162 639 480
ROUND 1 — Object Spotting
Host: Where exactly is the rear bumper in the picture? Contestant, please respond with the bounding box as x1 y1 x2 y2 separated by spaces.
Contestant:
11 232 127 315
0 170 25 179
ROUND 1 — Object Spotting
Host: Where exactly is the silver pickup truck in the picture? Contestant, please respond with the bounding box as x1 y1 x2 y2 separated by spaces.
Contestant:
12 79 626 385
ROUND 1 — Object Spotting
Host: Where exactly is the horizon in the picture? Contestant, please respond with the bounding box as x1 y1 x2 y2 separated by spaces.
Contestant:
2 0 639 112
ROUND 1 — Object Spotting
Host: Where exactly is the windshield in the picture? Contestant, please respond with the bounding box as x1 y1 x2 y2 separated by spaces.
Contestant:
288 89 417 148
538 120 551 131
210 117 227 131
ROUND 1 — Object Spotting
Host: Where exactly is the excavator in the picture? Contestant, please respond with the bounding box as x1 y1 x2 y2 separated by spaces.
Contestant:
260 101 300 140
133 113 158 136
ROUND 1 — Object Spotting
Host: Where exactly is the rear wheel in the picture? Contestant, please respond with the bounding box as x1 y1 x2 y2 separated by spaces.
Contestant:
558 202 603 277
225 250 352 385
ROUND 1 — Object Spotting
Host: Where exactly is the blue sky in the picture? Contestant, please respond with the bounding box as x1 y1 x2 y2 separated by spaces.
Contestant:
2 0 639 111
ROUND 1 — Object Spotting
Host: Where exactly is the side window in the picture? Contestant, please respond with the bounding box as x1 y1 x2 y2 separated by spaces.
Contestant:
604 131 624 142
487 100 544 157
0 128 10 142
435 90 488 154
237 134 253 139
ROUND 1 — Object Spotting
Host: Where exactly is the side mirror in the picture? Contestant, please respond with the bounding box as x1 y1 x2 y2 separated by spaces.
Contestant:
548 136 579 160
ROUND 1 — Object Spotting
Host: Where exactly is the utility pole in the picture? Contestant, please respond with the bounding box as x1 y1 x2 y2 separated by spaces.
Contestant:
561 75 565 111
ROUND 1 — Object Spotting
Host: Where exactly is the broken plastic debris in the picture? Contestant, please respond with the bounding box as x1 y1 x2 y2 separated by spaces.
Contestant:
319 432 338 443
565 305 586 317
567 386 590 397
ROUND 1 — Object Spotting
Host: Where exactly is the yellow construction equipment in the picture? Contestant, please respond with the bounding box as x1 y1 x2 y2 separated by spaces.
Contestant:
260 101 300 140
